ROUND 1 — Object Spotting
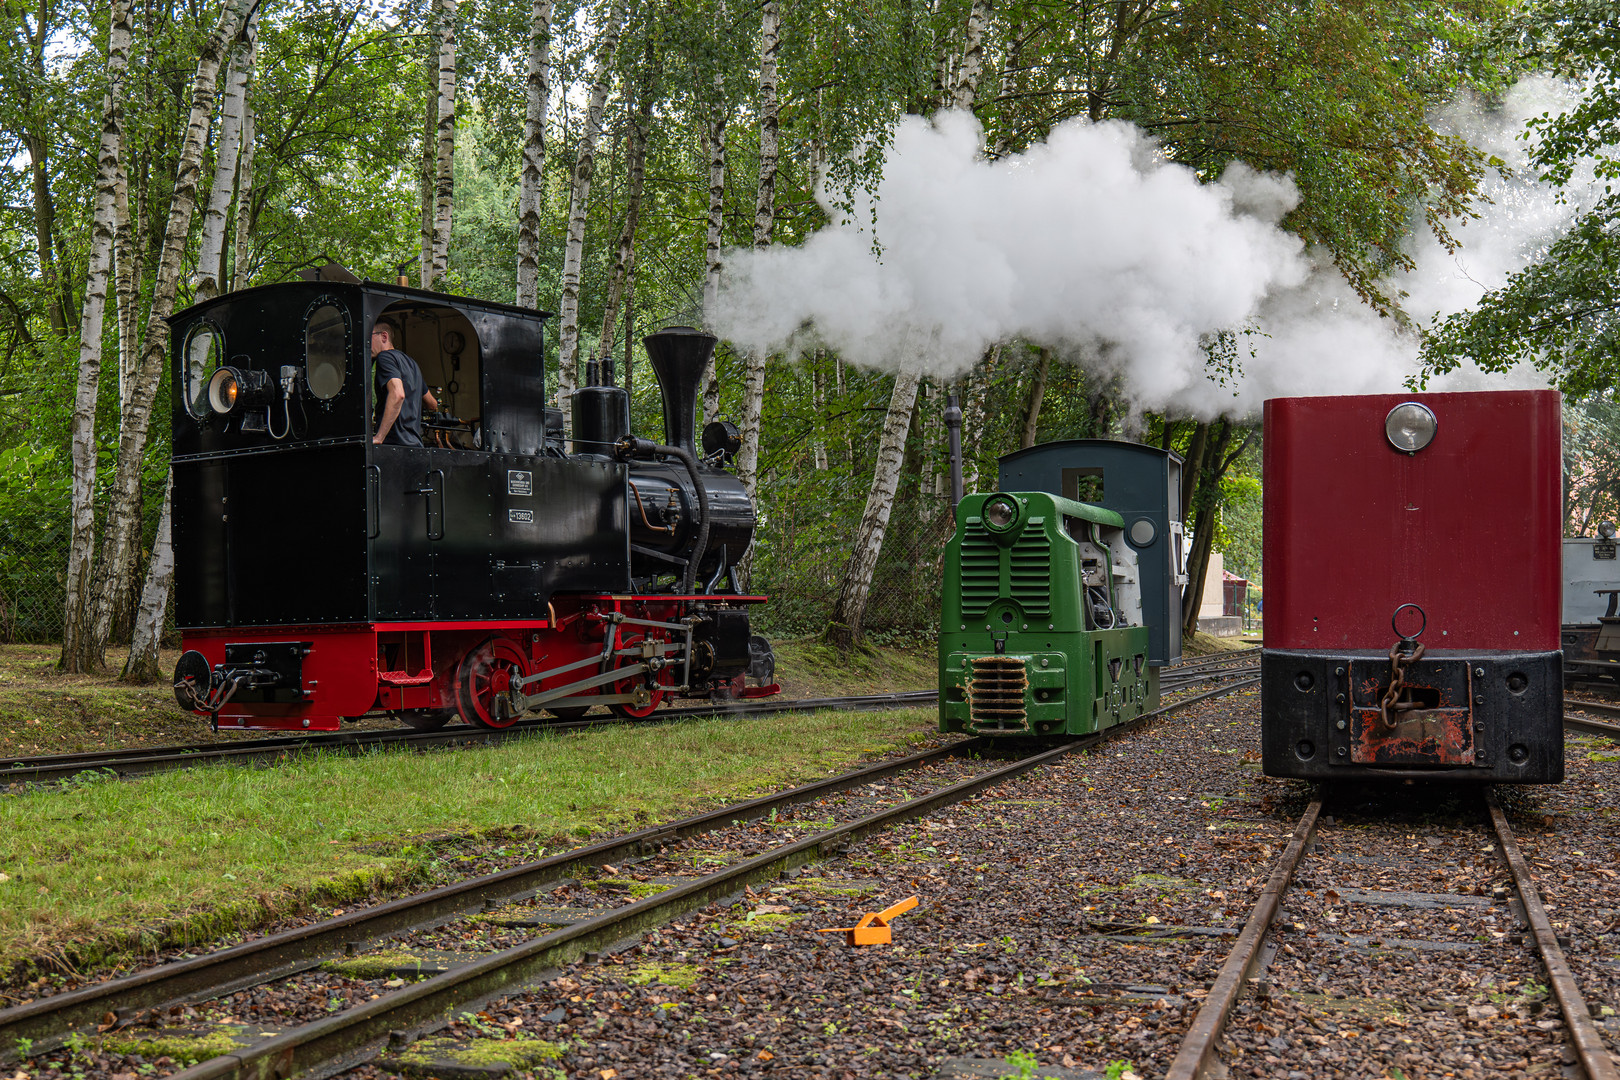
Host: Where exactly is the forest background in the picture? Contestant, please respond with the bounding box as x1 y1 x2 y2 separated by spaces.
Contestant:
0 0 1617 677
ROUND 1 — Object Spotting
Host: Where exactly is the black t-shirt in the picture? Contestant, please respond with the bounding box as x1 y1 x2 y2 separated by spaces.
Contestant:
373 349 426 447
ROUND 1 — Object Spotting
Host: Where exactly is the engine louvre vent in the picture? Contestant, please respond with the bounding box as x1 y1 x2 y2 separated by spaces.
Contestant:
968 655 1029 731
959 526 1001 616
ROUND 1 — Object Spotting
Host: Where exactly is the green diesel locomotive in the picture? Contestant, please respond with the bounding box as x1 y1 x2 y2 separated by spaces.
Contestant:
940 440 1186 737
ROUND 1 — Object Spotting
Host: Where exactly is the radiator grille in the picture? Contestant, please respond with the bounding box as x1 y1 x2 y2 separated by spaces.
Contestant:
968 655 1029 731
1009 526 1051 617
959 529 1001 615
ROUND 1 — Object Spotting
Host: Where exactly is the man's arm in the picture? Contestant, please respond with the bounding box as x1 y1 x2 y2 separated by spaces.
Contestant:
423 387 439 412
374 377 406 443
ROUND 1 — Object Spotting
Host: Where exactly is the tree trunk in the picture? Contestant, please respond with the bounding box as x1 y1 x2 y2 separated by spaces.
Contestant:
812 354 828 470
960 344 996 492
1182 422 1247 637
23 135 67 336
700 113 727 426
122 475 174 682
425 0 457 291
951 0 993 109
556 0 625 408
90 0 256 655
231 95 256 290
734 0 779 500
61 0 134 674
1180 420 1211 518
515 0 554 311
595 92 649 370
826 368 923 648
1021 346 1051 448
193 10 257 302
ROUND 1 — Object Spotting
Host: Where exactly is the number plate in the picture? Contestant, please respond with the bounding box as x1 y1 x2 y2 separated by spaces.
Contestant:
1595 539 1616 560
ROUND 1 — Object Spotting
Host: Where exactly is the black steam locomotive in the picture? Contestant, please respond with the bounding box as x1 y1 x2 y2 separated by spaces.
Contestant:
168 278 777 731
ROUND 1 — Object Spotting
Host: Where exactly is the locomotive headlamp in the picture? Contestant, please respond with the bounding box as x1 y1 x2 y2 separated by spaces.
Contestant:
207 365 272 416
1385 402 1438 452
983 496 1019 531
1601 521 1617 540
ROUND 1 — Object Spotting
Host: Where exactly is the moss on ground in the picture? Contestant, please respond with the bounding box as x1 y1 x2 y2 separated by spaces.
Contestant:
591 877 666 898
100 1029 245 1064
624 961 702 989
318 949 444 979
387 1035 564 1077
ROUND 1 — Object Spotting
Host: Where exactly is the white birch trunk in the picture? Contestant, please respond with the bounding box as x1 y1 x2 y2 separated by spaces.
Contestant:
960 344 997 492
827 367 922 646
91 0 255 654
829 0 993 646
193 10 256 302
952 0 993 109
595 98 648 367
418 79 435 286
515 0 554 311
426 0 457 291
556 0 624 408
812 355 828 471
122 474 174 682
114 133 138 404
231 97 255 290
61 0 133 673
734 0 778 499
699 115 726 425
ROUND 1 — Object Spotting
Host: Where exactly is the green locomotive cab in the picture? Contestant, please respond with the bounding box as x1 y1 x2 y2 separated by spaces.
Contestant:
940 440 1186 738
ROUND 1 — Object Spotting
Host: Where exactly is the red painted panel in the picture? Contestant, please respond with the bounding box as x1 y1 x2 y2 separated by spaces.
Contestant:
1263 390 1561 652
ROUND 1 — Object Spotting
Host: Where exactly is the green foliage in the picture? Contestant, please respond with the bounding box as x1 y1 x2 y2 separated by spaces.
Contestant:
1423 0 1620 391
1565 392 1620 533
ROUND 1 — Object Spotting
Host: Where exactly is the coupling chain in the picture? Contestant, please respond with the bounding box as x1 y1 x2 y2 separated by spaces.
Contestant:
1379 639 1426 726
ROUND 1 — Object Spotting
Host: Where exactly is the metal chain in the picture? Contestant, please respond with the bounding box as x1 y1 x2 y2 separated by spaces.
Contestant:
1380 639 1427 724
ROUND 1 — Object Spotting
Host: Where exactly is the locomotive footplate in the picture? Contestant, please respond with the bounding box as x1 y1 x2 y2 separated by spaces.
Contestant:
1261 648 1563 783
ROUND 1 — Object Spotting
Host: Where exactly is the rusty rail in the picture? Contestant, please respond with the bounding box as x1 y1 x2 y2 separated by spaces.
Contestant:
1163 797 1322 1080
1488 794 1620 1080
146 680 1256 1080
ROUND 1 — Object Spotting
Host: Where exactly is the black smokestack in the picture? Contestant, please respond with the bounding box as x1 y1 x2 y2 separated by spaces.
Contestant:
642 325 715 455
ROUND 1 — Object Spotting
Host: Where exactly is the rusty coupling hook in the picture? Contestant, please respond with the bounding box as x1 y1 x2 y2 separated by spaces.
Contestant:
1380 603 1427 725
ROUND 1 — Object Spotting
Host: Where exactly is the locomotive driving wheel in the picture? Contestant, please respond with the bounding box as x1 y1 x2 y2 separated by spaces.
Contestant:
392 709 455 731
607 633 667 719
455 637 530 729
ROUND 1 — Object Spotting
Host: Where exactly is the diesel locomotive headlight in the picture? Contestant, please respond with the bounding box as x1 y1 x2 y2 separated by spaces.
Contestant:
983 496 1019 531
1600 521 1617 540
1385 402 1437 452
207 365 271 416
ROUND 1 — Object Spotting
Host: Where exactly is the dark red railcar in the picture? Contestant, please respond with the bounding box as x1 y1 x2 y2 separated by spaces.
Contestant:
1261 389 1563 782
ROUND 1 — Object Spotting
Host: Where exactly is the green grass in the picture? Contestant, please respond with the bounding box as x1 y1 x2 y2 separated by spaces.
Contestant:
0 707 934 978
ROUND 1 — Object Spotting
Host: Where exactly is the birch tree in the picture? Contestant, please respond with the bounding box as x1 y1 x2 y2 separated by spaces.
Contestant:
231 95 256 290
60 0 133 673
699 103 728 424
733 0 779 500
556 0 625 406
594 92 650 373
90 0 258 656
194 10 258 302
515 0 554 311
825 0 993 647
123 479 174 681
425 0 457 291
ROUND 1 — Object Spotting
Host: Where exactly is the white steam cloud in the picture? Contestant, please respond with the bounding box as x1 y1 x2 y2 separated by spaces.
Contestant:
713 78 1593 418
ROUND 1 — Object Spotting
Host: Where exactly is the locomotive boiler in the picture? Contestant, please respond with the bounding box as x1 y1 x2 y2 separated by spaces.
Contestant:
939 440 1186 737
1261 390 1563 783
168 279 777 731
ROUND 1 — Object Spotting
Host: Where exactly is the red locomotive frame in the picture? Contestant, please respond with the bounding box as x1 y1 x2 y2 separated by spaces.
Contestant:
184 594 777 732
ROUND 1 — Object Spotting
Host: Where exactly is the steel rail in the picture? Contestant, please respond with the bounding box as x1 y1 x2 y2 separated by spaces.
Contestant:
160 677 1258 1080
1163 797 1323 1080
1487 794 1620 1080
1566 695 1620 733
0 728 972 1058
0 691 939 786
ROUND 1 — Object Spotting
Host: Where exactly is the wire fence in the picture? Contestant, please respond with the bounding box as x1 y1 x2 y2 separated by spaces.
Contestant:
0 496 947 647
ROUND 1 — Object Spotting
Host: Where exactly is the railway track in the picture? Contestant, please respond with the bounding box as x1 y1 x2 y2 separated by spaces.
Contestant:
1565 695 1620 739
3 653 1260 788
0 678 1259 1073
1165 787 1620 1080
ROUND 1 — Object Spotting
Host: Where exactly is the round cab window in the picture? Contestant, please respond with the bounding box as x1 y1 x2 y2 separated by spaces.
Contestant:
183 325 219 418
305 304 347 400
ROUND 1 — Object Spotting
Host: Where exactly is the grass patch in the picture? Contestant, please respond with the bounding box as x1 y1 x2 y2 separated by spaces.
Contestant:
386 1034 564 1077
0 708 934 980
769 638 935 698
318 949 440 979
591 877 666 898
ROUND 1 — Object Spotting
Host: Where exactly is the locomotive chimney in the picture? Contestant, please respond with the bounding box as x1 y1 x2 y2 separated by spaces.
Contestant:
642 325 715 455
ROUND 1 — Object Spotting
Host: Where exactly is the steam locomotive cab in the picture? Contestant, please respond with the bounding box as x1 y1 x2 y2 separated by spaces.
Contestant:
168 280 777 732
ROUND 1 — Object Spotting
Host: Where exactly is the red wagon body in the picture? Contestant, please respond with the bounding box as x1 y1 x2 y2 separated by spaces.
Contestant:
1261 389 1564 782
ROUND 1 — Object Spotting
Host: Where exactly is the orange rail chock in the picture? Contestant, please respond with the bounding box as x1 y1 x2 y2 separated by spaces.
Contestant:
818 895 919 946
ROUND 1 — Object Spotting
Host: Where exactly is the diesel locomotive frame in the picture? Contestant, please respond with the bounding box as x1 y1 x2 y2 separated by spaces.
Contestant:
168 279 776 731
1261 389 1564 783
